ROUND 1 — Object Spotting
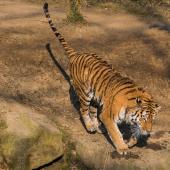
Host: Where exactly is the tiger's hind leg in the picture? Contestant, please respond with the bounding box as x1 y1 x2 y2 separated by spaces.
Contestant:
90 106 103 133
78 90 97 133
80 102 96 133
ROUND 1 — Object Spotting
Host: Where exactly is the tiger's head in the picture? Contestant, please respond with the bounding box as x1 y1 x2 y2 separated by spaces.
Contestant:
126 89 161 138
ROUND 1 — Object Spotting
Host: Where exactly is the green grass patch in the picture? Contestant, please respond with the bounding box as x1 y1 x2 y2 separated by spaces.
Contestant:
67 0 85 24
67 12 85 24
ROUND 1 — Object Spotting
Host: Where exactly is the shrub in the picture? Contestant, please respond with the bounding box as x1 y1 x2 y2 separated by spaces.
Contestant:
67 0 85 23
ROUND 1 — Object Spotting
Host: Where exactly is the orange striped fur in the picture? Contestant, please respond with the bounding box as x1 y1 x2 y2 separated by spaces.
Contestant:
43 3 161 154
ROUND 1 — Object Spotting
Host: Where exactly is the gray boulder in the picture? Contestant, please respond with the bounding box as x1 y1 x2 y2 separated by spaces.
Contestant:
0 99 63 170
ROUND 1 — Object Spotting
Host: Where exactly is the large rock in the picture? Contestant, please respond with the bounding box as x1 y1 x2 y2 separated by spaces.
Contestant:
0 99 63 170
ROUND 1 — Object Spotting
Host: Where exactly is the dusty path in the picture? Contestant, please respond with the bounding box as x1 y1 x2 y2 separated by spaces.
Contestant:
0 0 170 169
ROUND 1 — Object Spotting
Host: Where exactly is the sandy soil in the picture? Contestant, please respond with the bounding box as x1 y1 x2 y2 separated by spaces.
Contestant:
0 0 170 169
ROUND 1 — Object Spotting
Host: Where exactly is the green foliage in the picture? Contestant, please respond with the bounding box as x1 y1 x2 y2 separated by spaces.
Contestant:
67 0 85 23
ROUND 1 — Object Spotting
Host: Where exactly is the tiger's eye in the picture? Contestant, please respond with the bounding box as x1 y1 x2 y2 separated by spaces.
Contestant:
136 97 142 104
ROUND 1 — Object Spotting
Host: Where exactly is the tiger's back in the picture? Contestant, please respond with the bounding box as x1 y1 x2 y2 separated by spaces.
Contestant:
70 53 140 107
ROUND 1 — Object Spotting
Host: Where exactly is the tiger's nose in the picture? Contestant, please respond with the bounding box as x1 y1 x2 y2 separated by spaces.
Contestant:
145 133 150 138
142 130 151 137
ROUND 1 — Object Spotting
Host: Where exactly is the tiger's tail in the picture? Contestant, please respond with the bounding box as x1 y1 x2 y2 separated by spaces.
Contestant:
43 2 77 59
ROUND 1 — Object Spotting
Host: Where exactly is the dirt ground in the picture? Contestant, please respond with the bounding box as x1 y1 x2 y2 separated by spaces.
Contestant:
0 0 170 169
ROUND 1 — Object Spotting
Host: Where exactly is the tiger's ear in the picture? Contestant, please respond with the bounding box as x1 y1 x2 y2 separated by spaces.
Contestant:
155 103 161 111
136 97 142 105
138 87 144 92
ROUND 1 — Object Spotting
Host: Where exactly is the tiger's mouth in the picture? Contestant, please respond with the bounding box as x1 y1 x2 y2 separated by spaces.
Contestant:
130 123 150 139
130 123 141 138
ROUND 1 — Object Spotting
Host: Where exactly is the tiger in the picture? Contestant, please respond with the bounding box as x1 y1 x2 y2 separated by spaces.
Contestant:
43 2 161 155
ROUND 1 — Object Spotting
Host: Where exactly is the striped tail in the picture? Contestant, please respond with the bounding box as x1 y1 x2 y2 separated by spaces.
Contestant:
43 2 77 58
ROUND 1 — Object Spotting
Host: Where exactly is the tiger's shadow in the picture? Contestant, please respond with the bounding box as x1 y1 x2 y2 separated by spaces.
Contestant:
45 43 80 111
45 43 148 149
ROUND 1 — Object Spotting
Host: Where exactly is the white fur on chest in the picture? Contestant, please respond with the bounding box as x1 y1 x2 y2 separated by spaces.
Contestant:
117 107 126 123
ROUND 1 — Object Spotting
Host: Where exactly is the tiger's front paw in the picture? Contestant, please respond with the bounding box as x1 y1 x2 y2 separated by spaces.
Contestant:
116 143 129 155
